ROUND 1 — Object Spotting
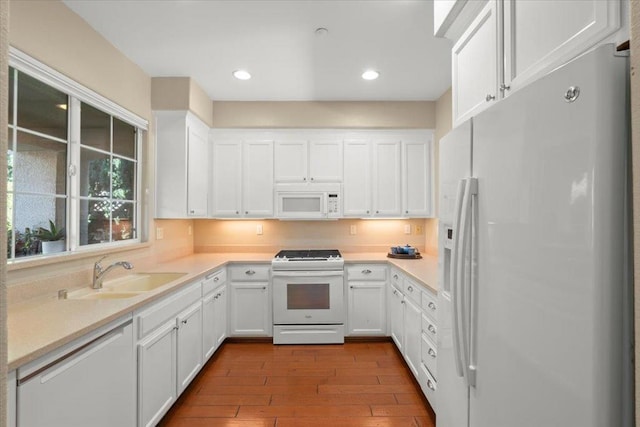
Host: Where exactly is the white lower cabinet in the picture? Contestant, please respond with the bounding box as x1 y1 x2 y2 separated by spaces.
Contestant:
17 317 136 427
403 296 422 379
203 283 227 361
229 265 271 336
346 265 387 336
7 370 16 427
136 280 202 427
389 283 405 352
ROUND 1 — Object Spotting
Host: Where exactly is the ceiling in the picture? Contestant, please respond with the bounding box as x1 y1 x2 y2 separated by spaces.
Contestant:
62 0 452 102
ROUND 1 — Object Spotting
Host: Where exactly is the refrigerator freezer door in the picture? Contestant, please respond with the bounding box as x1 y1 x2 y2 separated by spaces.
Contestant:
470 45 627 427
437 120 472 427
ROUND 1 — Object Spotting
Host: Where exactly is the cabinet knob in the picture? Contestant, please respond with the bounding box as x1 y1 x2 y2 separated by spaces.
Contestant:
235 211 239 215
303 177 307 181
428 302 436 310
366 210 370 214
190 210 195 214
362 269 372 274
246 270 256 275
393 274 398 280
376 210 379 214
500 84 511 92
214 277 219 282
407 286 413 292
262 286 267 290
428 348 437 358
350 285 354 289
393 289 398 295
245 211 249 215
310 177 314 181
405 210 409 214
427 379 436 391
401 300 405 305
485 94 496 102
428 324 436 334
182 319 188 325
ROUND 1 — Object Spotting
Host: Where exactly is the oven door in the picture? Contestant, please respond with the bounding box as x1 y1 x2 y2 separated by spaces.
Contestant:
272 270 344 324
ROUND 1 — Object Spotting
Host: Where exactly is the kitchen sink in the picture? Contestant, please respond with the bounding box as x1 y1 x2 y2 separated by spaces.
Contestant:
103 272 187 292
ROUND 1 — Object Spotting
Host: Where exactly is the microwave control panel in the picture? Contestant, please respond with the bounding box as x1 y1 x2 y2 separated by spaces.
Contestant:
327 194 339 214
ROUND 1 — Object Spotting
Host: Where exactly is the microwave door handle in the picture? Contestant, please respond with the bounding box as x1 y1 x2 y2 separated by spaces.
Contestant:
322 194 328 217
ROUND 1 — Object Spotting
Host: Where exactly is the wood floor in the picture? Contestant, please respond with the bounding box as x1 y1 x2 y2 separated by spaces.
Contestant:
159 341 436 427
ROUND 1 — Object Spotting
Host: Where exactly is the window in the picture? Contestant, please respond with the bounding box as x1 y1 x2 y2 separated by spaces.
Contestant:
7 56 146 261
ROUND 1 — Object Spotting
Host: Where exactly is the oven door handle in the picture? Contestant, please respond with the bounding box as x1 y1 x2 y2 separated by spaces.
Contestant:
272 270 344 278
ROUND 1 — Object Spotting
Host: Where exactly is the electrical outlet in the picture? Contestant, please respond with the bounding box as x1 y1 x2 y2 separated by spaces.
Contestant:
350 225 357 235
188 225 192 236
404 224 411 234
257 224 263 235
415 225 423 234
156 227 164 240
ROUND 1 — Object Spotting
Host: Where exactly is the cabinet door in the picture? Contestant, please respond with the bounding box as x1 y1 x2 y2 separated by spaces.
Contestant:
176 302 203 394
309 139 343 183
373 140 402 217
343 140 372 216
229 282 271 336
403 297 422 379
403 140 433 217
389 285 404 352
274 140 308 183
503 0 620 95
138 321 177 427
214 284 228 348
202 292 216 361
452 0 500 127
212 141 242 217
347 281 387 336
7 371 15 427
186 124 208 217
243 140 274 217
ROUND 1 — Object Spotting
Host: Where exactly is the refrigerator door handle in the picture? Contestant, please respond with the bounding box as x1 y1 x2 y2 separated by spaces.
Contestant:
468 177 479 388
450 179 467 378
458 177 478 387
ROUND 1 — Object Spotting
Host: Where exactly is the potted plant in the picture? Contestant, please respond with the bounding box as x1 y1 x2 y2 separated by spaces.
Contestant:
37 220 65 255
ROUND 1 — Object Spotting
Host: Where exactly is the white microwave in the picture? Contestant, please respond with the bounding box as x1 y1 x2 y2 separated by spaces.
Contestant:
275 184 342 219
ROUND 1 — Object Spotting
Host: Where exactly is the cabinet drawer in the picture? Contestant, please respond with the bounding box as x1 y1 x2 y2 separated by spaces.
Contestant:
347 265 386 281
421 290 437 321
389 268 403 288
229 265 270 281
403 277 422 304
419 362 437 408
421 332 437 380
203 269 226 295
421 313 437 341
136 281 202 339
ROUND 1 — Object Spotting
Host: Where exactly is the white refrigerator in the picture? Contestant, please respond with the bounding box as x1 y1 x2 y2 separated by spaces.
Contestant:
437 44 632 427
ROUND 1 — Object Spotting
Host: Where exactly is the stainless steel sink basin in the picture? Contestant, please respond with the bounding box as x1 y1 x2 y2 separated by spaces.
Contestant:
103 272 187 292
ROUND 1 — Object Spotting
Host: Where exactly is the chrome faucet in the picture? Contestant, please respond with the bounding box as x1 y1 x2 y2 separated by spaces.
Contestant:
92 256 134 289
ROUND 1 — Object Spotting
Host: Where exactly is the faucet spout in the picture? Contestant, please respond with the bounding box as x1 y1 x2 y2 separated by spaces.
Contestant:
92 257 134 289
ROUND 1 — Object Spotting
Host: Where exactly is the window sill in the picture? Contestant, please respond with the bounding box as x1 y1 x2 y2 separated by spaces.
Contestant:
7 240 151 272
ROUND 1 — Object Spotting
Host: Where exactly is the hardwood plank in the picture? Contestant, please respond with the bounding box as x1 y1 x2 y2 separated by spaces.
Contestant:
377 375 414 385
237 404 372 418
198 384 318 395
182 394 271 406
275 416 425 427
269 393 398 406
172 404 239 418
371 404 431 416
318 384 417 394
160 417 276 427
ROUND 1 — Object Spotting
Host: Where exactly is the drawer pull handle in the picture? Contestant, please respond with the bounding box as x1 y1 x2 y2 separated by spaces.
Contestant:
427 379 435 391
362 269 372 274
350 285 354 289
427 324 436 334
407 286 413 292
428 302 436 310
393 274 398 279
182 319 188 325
428 348 436 358
214 277 219 282
262 286 267 290
246 270 256 275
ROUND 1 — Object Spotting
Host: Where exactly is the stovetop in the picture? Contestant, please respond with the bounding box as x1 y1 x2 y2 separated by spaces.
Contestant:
274 249 342 260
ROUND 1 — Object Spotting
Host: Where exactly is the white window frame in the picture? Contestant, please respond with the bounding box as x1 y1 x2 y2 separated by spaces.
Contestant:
8 48 148 262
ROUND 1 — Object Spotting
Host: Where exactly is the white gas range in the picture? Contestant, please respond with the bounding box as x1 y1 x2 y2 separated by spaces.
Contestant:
271 249 345 344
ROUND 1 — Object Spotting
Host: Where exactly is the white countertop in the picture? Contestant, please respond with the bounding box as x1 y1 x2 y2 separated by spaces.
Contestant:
8 252 437 370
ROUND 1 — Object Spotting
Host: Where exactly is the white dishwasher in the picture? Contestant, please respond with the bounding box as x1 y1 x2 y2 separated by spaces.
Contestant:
17 316 136 427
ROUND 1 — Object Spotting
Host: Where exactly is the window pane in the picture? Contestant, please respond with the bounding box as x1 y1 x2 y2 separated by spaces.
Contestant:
111 201 135 242
81 103 110 152
14 130 67 195
7 128 13 191
113 118 135 159
16 71 68 140
80 199 110 245
80 148 110 198
12 194 66 258
8 68 14 124
112 158 135 201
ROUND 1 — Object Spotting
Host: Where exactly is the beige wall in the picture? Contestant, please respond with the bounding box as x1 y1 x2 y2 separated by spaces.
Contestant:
211 101 436 129
151 77 214 127
194 219 429 254
9 0 150 120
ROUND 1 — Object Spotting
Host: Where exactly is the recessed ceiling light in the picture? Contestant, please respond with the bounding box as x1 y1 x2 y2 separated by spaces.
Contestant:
362 70 380 81
233 70 251 80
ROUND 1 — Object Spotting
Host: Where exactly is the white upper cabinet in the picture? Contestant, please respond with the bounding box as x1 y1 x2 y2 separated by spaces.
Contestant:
449 0 622 127
274 138 342 183
343 139 372 217
155 111 210 218
403 138 434 217
503 0 621 95
452 1 500 126
372 140 402 217
434 0 488 41
211 134 274 218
